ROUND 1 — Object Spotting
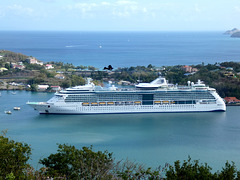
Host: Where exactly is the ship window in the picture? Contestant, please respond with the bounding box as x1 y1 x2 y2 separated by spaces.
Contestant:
142 94 153 105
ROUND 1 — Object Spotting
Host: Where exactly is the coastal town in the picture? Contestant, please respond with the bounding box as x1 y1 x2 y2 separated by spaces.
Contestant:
0 50 240 105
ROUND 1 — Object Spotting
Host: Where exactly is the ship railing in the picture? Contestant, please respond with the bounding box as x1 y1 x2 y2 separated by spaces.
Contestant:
97 88 170 92
27 101 48 105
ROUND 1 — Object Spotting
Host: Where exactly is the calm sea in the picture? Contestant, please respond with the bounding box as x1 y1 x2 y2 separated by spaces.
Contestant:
0 31 240 68
1 31 240 171
0 90 240 171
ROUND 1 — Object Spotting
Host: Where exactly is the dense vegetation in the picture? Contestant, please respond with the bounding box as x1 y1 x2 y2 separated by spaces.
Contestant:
1 50 240 98
1 131 240 180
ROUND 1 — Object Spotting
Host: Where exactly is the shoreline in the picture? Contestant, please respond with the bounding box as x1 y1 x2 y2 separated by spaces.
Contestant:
1 88 240 106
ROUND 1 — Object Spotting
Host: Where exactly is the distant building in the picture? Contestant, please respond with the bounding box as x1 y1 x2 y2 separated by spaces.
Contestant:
118 80 131 85
182 65 198 73
26 57 43 65
226 67 234 71
55 74 65 79
37 85 49 91
224 97 240 104
182 65 192 72
224 72 235 78
12 64 25 70
74 70 92 77
45 64 54 69
51 86 61 91
0 67 8 72
9 82 19 86
26 57 37 64
192 68 198 72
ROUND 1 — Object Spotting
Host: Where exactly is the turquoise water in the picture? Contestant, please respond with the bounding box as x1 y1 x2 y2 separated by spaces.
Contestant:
0 31 240 68
0 90 240 171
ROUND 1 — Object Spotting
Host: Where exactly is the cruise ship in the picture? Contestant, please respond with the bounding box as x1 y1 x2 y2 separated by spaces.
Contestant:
27 77 226 114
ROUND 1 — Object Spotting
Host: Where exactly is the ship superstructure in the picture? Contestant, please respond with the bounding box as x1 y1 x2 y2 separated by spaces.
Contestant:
27 77 226 114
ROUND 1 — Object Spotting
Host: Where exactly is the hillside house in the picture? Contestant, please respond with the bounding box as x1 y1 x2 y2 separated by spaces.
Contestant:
26 57 43 65
45 64 54 69
55 74 65 79
0 67 8 72
224 97 240 104
12 64 25 70
37 85 49 91
182 65 192 72
51 86 61 91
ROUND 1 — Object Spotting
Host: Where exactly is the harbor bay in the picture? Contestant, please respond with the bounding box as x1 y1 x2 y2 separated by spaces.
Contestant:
2 0 240 177
0 90 240 171
1 31 240 68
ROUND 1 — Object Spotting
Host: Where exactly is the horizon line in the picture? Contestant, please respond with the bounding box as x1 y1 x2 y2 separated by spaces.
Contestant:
0 29 227 32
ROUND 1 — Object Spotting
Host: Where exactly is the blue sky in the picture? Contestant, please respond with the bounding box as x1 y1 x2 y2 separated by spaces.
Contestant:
0 0 239 31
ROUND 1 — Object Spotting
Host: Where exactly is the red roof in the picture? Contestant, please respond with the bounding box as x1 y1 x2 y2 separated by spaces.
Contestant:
224 97 240 102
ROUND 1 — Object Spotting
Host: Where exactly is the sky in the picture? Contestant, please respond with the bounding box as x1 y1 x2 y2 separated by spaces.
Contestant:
0 0 240 31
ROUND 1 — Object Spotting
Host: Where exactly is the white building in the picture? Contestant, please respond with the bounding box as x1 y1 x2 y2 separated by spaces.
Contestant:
45 64 54 69
38 85 49 91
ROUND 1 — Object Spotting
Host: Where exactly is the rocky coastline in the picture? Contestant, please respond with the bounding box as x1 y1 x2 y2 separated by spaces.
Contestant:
224 28 240 37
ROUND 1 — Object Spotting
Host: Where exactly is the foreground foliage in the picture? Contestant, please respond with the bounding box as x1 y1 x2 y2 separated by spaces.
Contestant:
166 157 240 180
0 130 31 179
1 131 240 179
40 144 114 179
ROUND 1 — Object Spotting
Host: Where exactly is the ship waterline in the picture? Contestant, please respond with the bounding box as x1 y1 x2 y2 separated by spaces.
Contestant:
27 77 226 114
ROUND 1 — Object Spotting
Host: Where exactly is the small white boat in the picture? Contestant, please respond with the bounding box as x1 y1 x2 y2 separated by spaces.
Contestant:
13 107 20 110
11 92 16 95
5 111 12 114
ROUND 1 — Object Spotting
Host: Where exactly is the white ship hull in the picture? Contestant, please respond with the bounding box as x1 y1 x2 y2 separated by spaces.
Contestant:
27 77 226 115
27 102 226 114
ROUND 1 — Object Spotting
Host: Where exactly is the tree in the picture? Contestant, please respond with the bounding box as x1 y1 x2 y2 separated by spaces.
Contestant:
40 144 114 179
0 130 31 179
165 157 240 180
147 64 153 69
77 65 87 70
61 79 72 88
70 75 85 86
88 66 97 71
30 84 38 91
5 63 10 70
217 161 239 180
165 157 215 180
114 159 166 180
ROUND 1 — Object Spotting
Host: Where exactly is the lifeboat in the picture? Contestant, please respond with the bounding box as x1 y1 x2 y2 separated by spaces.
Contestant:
162 101 169 104
134 101 141 104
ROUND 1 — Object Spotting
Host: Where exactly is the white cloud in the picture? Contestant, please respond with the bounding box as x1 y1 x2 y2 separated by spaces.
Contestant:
101 2 111 6
116 1 138 5
234 6 240 13
7 4 34 16
63 1 151 19
142 7 147 13
194 4 201 13
64 2 99 18
39 0 56 2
